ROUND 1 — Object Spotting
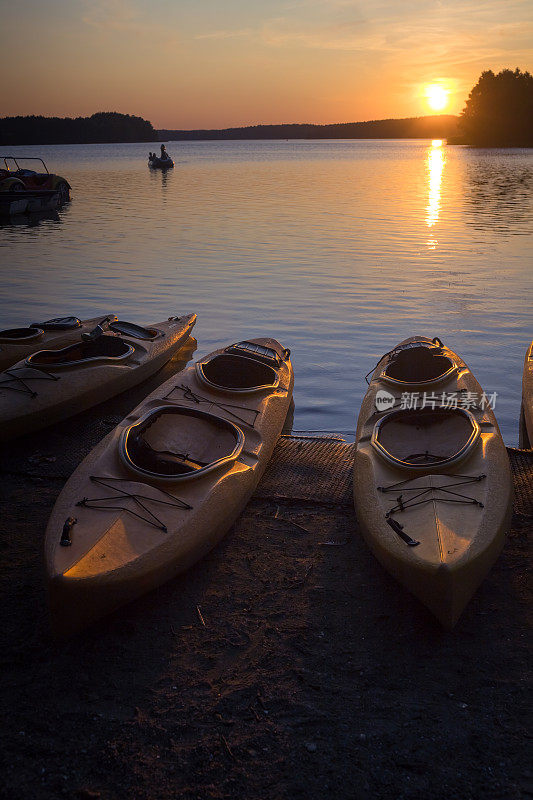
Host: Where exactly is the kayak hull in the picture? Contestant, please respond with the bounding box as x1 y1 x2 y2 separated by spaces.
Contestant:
0 314 197 442
149 158 174 169
519 341 533 448
353 336 513 628
45 337 293 637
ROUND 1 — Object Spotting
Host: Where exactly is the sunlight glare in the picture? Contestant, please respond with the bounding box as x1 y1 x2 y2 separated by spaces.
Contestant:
426 140 445 232
425 85 448 112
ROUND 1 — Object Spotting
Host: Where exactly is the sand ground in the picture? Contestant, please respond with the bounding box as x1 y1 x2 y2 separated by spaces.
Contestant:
1 350 531 800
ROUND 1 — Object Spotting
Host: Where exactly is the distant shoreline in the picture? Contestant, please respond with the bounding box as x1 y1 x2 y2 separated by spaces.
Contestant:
3 111 531 147
1 113 458 146
158 115 458 142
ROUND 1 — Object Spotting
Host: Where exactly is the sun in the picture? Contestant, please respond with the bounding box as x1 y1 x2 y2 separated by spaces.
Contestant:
425 84 449 112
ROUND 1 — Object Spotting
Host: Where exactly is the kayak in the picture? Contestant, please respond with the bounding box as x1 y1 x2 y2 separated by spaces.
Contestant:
45 337 293 636
0 315 116 371
519 340 533 448
149 157 174 169
353 336 513 628
0 314 197 442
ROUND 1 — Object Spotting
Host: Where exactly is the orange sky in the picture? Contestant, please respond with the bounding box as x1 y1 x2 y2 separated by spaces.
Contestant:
2 0 532 129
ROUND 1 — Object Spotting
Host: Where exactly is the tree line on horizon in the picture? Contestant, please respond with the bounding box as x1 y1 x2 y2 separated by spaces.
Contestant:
159 115 459 141
0 112 155 146
1 70 531 147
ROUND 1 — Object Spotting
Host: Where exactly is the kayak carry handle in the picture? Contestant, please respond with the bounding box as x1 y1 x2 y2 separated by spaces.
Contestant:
386 517 420 547
60 516 77 547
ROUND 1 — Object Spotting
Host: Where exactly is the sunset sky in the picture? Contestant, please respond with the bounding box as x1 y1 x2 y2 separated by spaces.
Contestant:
2 0 532 129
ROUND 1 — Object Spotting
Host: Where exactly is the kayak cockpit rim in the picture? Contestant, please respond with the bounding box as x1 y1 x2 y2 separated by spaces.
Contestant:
25 336 135 369
196 341 290 394
119 404 245 483
379 343 459 388
0 327 44 343
371 406 481 471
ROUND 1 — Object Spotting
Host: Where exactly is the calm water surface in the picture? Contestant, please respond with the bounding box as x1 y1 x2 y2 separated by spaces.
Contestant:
1 140 531 443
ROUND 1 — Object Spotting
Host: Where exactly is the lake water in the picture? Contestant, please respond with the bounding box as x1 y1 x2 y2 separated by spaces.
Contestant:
1 140 531 444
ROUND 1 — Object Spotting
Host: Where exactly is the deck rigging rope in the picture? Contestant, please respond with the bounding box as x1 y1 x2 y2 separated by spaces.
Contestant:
0 366 59 397
165 383 260 428
379 473 486 519
76 475 192 532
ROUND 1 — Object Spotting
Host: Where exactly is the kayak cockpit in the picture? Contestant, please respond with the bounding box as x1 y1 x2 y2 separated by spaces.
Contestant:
119 405 244 482
0 327 43 343
26 336 134 369
371 407 480 470
197 354 279 392
381 344 458 387
109 320 160 340
0 316 86 344
196 341 290 393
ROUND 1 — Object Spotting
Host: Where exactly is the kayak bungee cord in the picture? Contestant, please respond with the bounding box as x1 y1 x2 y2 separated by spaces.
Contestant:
0 366 60 397
379 472 485 522
378 473 486 547
165 383 260 428
76 475 192 532
364 347 397 385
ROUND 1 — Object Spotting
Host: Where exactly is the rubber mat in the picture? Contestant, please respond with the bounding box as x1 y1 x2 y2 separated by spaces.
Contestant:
507 447 533 518
255 435 355 505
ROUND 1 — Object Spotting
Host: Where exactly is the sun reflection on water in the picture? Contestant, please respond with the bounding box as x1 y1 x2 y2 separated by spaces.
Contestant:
426 140 445 245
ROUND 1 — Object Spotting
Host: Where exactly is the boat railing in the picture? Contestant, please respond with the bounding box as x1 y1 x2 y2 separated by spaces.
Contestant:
2 156 49 174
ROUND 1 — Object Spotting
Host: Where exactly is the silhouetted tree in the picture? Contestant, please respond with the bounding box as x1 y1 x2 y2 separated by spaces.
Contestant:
459 68 533 146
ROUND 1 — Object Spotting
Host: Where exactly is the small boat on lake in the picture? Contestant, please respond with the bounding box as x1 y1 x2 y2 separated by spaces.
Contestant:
353 336 512 628
0 156 71 203
45 338 293 637
148 156 174 169
0 189 60 217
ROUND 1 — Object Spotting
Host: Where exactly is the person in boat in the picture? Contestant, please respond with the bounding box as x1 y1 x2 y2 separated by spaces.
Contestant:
160 144 171 161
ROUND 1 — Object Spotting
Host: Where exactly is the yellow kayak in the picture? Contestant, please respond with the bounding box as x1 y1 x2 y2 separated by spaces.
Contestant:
0 314 197 442
353 336 513 628
45 338 293 637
